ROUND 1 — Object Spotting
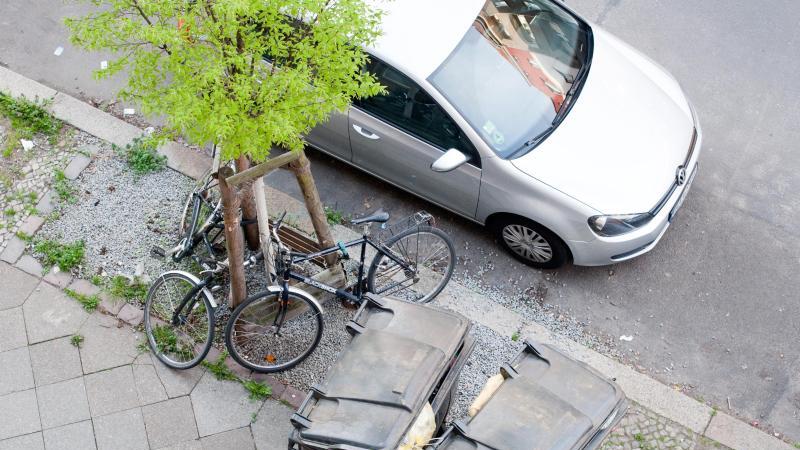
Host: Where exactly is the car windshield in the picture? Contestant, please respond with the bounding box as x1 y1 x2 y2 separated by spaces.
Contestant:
429 0 591 159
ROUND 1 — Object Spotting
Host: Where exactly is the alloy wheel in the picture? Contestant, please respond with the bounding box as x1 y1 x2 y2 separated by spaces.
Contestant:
502 224 553 263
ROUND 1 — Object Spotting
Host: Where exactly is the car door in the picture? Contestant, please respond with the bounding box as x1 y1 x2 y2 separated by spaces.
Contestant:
349 59 482 218
305 111 352 161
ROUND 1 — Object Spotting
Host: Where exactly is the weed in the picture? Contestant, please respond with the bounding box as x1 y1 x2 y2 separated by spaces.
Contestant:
2 132 15 158
70 334 85 348
0 92 62 138
634 433 645 443
151 325 178 354
3 208 15 217
113 137 166 176
53 169 77 203
511 331 520 342
90 274 104 286
242 379 272 401
15 231 33 242
108 275 149 302
279 399 291 407
64 288 100 312
136 339 150 353
202 351 239 382
33 239 85 271
793 442 800 449
711 407 717 417
250 412 258 424
324 206 345 225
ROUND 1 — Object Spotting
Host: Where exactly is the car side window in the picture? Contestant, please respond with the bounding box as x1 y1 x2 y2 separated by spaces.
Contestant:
355 59 481 168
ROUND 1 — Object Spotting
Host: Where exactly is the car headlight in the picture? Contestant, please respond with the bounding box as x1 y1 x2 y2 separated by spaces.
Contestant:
588 213 653 237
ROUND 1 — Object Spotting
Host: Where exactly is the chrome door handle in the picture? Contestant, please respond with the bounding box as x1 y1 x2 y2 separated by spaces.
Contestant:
352 124 380 140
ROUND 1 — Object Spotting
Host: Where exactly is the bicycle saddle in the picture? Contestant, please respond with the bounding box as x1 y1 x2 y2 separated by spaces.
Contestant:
351 209 390 225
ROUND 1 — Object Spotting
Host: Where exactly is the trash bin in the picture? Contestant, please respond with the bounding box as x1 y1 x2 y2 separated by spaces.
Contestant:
433 340 627 450
288 294 475 450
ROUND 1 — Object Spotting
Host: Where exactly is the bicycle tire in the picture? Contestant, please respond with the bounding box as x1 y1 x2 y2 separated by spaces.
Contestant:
225 287 323 373
144 271 215 370
366 225 456 303
179 169 218 236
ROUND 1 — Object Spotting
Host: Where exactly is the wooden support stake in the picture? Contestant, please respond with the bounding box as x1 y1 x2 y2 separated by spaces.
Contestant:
290 150 338 267
253 175 276 281
226 151 299 187
218 166 247 309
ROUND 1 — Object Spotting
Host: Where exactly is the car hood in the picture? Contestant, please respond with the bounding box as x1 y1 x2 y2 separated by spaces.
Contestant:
510 28 695 214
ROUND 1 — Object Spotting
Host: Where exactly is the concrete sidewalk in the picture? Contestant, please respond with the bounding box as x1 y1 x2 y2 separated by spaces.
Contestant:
0 261 293 450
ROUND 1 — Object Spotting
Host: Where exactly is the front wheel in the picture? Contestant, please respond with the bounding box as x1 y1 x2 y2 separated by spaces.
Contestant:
144 271 215 370
491 217 569 269
367 225 456 303
225 288 323 373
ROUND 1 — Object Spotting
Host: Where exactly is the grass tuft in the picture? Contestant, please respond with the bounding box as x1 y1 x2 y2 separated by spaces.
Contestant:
0 92 62 139
70 334 84 348
324 205 345 225
53 169 77 203
202 351 239 382
242 379 272 401
108 275 149 302
64 288 100 312
114 137 166 176
33 239 85 271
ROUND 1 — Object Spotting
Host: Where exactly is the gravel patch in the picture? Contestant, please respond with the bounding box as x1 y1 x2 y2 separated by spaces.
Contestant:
38 149 195 280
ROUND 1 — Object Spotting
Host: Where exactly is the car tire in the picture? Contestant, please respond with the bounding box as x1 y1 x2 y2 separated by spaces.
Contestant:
490 216 569 269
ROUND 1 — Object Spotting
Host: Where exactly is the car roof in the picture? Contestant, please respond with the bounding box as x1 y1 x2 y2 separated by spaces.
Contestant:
366 0 484 80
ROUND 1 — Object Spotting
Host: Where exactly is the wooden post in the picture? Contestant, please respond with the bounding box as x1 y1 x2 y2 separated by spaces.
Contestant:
253 175 276 281
235 156 261 251
217 166 247 309
290 150 338 267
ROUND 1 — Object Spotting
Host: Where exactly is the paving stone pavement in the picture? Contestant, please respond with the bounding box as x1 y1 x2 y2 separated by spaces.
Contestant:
601 402 731 450
0 262 294 450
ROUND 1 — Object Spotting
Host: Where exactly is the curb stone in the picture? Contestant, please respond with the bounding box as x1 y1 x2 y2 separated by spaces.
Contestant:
0 64 793 450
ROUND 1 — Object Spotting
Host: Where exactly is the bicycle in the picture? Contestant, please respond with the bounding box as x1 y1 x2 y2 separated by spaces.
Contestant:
223 209 456 373
145 208 456 372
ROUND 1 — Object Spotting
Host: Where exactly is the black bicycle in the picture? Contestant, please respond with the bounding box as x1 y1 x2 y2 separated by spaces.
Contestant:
145 205 455 372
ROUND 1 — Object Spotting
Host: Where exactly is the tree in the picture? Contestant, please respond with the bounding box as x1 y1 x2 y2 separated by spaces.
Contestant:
66 0 385 305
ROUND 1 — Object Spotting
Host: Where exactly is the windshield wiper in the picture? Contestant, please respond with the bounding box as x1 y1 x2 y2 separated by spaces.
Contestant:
507 125 556 159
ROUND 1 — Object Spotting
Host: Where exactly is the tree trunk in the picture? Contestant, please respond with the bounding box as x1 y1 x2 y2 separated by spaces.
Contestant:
218 166 248 309
290 150 338 267
235 156 261 251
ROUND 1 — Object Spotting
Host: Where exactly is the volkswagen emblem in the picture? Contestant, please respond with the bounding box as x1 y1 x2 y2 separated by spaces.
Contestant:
676 166 687 186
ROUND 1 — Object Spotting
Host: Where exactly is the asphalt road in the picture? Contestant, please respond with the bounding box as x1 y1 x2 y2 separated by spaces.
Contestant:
2 0 799 441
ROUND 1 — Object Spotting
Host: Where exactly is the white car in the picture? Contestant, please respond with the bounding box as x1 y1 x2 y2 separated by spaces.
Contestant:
306 0 701 269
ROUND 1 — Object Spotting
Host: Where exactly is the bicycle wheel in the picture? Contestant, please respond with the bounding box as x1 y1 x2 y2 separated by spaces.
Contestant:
367 225 456 303
225 287 323 373
144 271 215 369
178 169 220 237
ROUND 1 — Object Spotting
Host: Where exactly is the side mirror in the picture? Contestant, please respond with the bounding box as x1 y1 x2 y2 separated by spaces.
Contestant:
431 149 469 172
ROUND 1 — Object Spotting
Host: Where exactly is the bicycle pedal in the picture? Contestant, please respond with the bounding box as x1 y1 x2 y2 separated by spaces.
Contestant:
150 246 166 259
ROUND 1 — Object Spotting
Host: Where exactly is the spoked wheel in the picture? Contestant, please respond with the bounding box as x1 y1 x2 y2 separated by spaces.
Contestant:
367 225 456 303
144 271 215 369
178 169 220 236
225 289 323 373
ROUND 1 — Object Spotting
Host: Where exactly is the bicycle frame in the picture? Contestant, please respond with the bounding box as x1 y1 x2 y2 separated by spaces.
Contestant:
278 232 412 305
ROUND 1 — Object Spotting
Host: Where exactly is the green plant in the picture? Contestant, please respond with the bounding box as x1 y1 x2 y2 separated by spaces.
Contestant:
70 334 85 348
511 331 520 342
250 412 258 424
90 274 104 286
64 288 100 312
33 239 85 271
324 206 345 225
53 169 77 203
108 275 149 302
634 433 645 443
793 442 800 449
202 351 239 382
113 137 167 175
242 379 272 401
711 407 717 417
15 231 33 242
3 208 15 217
0 92 62 138
136 339 150 353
